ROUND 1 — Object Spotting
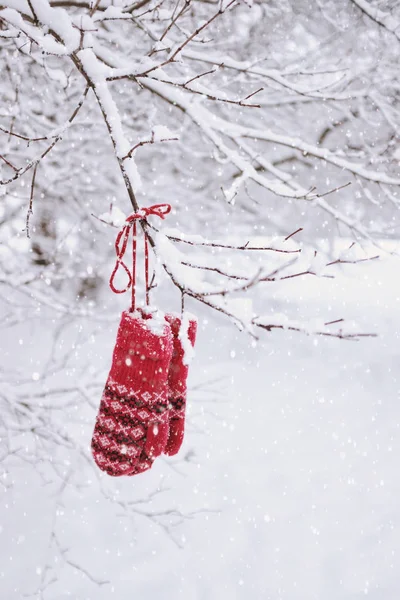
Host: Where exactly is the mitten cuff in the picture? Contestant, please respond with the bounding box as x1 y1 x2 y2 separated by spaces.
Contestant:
109 311 173 394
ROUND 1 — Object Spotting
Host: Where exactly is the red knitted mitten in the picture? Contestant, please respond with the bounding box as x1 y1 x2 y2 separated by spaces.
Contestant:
164 314 197 456
91 311 172 476
127 309 172 476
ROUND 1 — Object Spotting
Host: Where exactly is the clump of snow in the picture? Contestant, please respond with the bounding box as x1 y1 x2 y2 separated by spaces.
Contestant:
23 0 80 53
77 47 142 193
155 231 213 294
339 243 363 262
45 67 68 88
308 251 326 277
75 14 95 30
125 157 142 192
1 8 69 55
178 312 197 366
152 125 179 142
96 6 124 19
255 313 289 327
125 309 167 337
99 206 127 227
143 310 168 337
298 246 327 276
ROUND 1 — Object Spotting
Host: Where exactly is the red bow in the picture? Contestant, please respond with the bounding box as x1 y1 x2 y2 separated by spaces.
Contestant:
109 203 171 311
125 203 171 223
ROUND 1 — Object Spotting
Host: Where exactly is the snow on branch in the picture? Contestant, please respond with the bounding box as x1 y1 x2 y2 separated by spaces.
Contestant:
149 228 378 340
0 85 89 185
350 0 400 41
0 0 391 343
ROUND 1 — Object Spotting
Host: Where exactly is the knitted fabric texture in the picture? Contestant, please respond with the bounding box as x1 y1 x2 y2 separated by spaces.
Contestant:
127 310 171 476
91 311 173 476
127 312 198 476
164 314 197 456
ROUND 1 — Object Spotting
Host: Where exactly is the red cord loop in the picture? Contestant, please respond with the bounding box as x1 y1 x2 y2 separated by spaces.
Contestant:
109 203 171 312
125 203 171 223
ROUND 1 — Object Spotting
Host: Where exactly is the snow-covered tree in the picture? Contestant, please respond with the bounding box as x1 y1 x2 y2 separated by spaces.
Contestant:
1 0 399 337
0 0 399 593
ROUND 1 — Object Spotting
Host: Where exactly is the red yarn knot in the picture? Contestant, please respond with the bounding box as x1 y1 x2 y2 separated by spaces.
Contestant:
109 203 171 311
125 203 171 223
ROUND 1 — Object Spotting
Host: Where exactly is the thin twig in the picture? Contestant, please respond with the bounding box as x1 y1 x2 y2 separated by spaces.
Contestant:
0 154 18 172
159 0 191 43
122 133 179 160
0 86 90 186
284 227 303 241
23 163 38 239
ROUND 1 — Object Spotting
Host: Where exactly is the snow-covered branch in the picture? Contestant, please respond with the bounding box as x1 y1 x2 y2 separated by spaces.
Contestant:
350 0 400 41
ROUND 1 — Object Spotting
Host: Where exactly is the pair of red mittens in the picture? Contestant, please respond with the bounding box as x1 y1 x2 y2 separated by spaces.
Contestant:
91 310 197 477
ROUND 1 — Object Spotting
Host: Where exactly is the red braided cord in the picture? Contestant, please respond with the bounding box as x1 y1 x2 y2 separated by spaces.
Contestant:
109 204 171 311
132 220 137 312
145 234 149 308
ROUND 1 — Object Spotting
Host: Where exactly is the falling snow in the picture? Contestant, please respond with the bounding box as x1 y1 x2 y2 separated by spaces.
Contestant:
1 0 400 599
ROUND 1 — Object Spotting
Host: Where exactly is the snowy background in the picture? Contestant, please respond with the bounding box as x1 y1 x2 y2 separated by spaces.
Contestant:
1 0 400 598
2 250 399 599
